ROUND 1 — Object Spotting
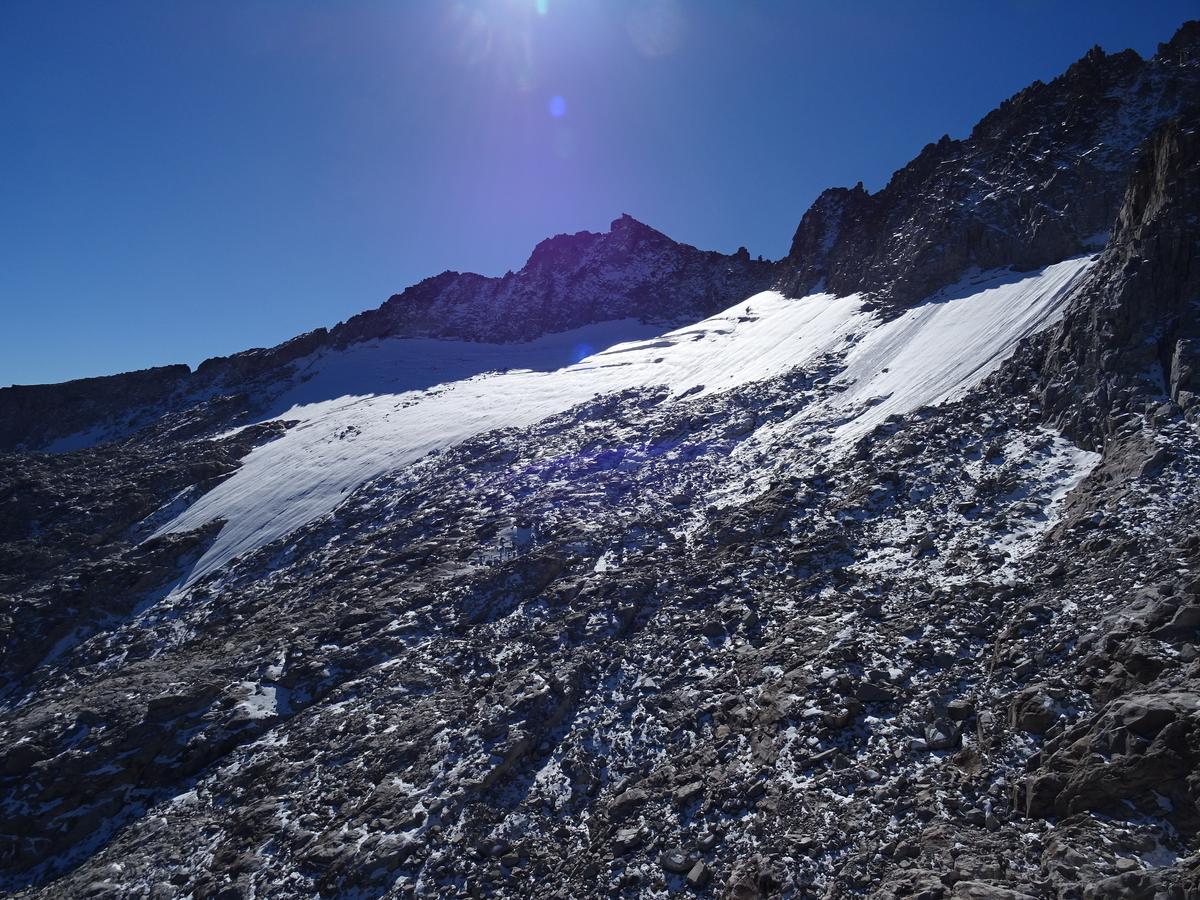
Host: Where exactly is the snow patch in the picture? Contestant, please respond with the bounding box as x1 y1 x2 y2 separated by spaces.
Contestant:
155 256 1094 584
232 682 278 721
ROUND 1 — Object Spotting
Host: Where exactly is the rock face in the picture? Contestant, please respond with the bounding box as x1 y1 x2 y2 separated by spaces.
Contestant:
780 23 1200 307
0 328 329 452
332 214 778 346
2 18 1200 900
1037 118 1200 448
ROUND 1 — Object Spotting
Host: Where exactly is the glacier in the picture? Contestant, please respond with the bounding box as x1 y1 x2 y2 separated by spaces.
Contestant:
154 255 1095 584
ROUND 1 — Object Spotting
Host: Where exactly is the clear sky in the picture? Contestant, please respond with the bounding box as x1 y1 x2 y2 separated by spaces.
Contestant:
2 1 1195 386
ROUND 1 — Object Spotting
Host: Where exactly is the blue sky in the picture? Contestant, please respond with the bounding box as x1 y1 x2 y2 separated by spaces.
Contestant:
2 1 1195 386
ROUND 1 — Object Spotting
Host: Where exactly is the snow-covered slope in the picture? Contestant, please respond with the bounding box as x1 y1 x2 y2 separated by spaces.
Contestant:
821 257 1090 439
155 256 1094 584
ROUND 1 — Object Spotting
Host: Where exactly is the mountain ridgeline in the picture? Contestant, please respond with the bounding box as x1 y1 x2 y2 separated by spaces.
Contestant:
3 23 1198 454
3 20 1200 900
782 22 1200 305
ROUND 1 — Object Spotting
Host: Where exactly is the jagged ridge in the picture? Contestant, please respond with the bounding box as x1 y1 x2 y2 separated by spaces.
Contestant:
780 22 1200 307
0 216 774 453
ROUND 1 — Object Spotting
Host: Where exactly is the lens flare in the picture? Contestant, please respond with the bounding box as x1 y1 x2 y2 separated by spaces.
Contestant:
440 1 541 91
548 94 567 117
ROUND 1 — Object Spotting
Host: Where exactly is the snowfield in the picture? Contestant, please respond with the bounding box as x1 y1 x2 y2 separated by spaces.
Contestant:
155 255 1095 583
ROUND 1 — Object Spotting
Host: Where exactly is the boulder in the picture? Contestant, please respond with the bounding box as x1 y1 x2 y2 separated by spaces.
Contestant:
660 846 693 875
924 719 961 751
686 860 713 889
607 787 649 820
1009 686 1065 734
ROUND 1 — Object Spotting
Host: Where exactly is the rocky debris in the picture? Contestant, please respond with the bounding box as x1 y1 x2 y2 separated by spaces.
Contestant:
9 343 1198 897
952 882 1037 900
0 415 290 699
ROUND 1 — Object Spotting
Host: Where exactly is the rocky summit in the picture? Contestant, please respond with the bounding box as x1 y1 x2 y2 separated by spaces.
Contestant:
3 21 1200 900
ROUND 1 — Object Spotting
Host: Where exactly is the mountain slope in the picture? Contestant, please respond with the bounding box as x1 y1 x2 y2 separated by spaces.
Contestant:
2 20 1200 900
153 256 1090 587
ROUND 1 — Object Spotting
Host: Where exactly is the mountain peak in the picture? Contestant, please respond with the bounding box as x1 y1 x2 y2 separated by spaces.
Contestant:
1160 19 1200 60
323 212 775 352
780 25 1199 304
608 212 659 235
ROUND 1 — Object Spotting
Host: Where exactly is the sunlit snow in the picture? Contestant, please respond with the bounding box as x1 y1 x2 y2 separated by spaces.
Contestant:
155 255 1094 583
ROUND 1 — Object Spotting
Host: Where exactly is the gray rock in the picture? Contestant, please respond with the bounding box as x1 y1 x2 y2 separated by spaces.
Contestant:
686 860 712 889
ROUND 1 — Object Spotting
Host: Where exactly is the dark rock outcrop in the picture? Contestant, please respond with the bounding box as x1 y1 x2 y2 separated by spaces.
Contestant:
1038 118 1200 447
780 22 1200 307
330 214 776 346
